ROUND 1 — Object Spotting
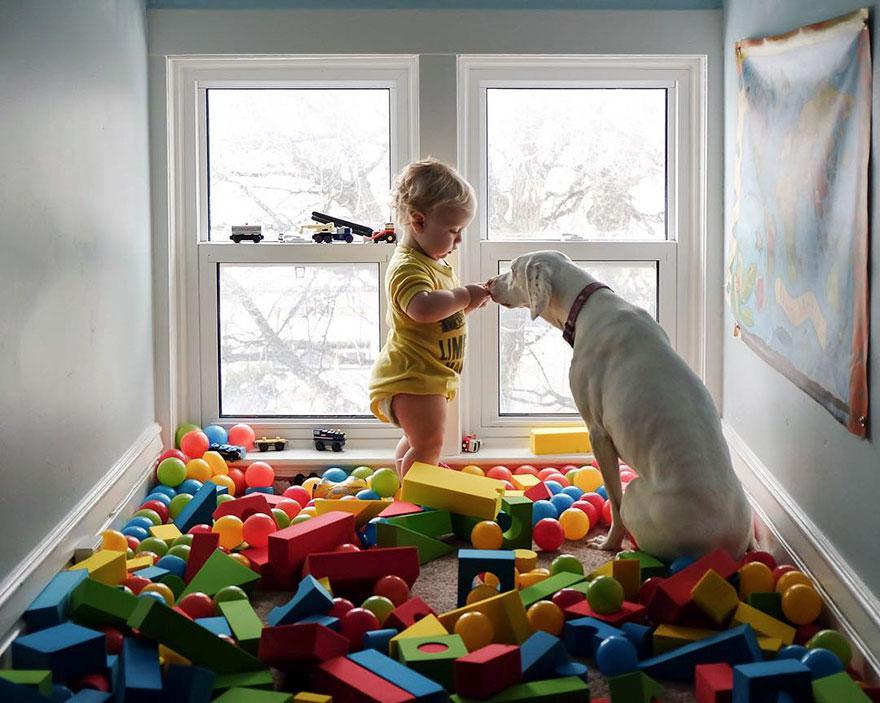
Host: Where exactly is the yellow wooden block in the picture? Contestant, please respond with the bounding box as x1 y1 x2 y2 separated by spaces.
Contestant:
612 559 641 602
757 636 784 657
389 614 447 658
510 474 541 491
318 577 333 596
731 602 796 644
514 549 538 573
149 523 182 545
293 694 332 703
438 589 533 646
504 490 525 498
653 624 720 654
401 462 505 520
314 499 389 527
588 560 614 580
126 556 154 572
529 427 591 455
691 568 740 626
69 550 126 585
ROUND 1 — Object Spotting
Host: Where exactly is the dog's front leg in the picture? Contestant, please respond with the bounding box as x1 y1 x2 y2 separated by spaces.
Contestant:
587 430 626 552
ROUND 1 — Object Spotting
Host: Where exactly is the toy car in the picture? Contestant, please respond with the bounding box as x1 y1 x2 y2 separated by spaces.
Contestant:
313 428 346 452
461 433 481 453
311 226 354 244
230 225 264 243
256 436 288 452
371 223 397 243
209 443 246 461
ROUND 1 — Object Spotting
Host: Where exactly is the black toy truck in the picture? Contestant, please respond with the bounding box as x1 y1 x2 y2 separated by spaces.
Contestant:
313 428 346 452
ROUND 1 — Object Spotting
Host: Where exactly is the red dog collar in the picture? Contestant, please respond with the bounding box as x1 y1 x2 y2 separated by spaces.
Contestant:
563 282 612 347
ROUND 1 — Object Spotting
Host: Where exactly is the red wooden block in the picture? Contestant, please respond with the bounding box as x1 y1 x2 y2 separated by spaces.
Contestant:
240 546 268 575
384 597 436 631
524 482 552 502
454 644 521 699
564 599 648 626
258 623 349 670
212 493 271 521
184 532 220 584
267 511 357 587
695 662 733 703
262 494 287 507
648 549 739 624
378 501 423 518
304 547 420 596
313 656 415 703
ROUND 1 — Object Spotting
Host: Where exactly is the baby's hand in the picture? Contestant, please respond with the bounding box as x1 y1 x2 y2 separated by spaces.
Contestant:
464 283 491 313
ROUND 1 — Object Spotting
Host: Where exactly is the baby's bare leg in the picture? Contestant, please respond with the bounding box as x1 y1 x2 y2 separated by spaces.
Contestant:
394 434 411 478
392 393 447 477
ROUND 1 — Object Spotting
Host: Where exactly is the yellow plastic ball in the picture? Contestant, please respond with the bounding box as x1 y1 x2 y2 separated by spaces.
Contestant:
185 458 213 482
738 561 774 599
209 474 236 496
782 584 822 625
141 582 175 606
212 515 244 550
559 508 590 540
454 611 494 651
203 450 228 476
471 521 503 550
100 529 128 552
461 464 484 477
465 584 498 605
573 467 603 492
514 549 538 573
775 570 812 594
228 553 252 570
300 507 317 517
302 477 322 496
527 600 565 636
518 568 550 589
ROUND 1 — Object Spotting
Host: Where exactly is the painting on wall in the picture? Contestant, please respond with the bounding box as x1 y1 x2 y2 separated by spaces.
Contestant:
727 8 870 437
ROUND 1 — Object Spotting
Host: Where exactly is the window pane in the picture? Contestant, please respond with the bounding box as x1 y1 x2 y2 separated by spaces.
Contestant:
487 89 666 242
498 261 657 416
207 89 391 242
219 263 380 417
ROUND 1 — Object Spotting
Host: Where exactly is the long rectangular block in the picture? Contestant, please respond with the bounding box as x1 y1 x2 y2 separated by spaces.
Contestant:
0 669 52 695
12 622 106 682
313 656 415 703
454 644 521 699
315 499 389 527
730 602 796 645
165 664 215 703
732 660 812 703
377 522 455 564
24 570 88 630
812 671 872 702
121 637 163 702
450 675 590 702
519 571 584 609
218 599 264 654
400 462 505 520
305 547 420 595
213 689 295 703
68 577 140 629
529 427 591 454
639 624 762 682
175 481 219 533
259 623 349 670
350 648 447 703
0 677 54 702
267 510 356 587
385 509 452 537
212 670 275 692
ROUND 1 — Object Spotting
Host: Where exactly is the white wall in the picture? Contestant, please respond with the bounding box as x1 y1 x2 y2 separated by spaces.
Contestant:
0 0 155 583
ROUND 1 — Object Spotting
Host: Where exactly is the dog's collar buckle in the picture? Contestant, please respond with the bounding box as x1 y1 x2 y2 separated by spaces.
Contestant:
563 282 612 347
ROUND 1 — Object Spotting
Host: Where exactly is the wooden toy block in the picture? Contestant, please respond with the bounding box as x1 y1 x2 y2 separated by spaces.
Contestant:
12 622 106 682
638 624 762 682
439 589 533 645
379 501 424 518
213 493 272 521
520 631 569 682
165 664 216 703
133 565 169 581
377 521 455 564
313 656 415 703
386 596 437 631
563 616 626 657
611 558 641 602
240 545 269 575
316 499 390 527
563 598 647 626
180 549 260 598
691 568 740 626
350 648 447 703
305 546 420 595
212 670 275 692
500 496 533 550
24 570 88 630
259 623 349 670
126 555 154 572
184 531 221 583
196 616 233 637
588 559 615 581
450 513 482 542
267 511 356 588
364 628 397 654
653 624 721 655
121 637 163 702
617 550 668 579
267 574 334 627
509 473 541 491
293 694 333 703
608 670 664 703
620 621 653 659
519 571 584 609
529 427 591 454
390 614 448 658
175 481 220 533
70 691 113 702
514 549 538 573
68 549 126 585
213 689 294 703
398 633 468 690
695 662 733 703
401 462 505 520
732 659 812 703
449 675 590 702
149 523 182 544
647 549 738 624
812 671 872 702
68 577 139 629
454 644 521 699
218 599 264 654
298 614 339 630
457 549 516 607
523 482 553 502
730 602 795 645
386 508 453 537
756 636 784 657
126 596 266 673
746 592 784 622
0 677 53 703
0 670 52 695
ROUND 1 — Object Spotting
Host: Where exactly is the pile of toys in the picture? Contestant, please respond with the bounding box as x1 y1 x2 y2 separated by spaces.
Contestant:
1 422 875 702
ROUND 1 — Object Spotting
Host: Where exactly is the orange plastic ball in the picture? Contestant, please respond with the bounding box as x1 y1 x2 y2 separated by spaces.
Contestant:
559 508 590 540
245 461 275 489
185 458 213 482
518 569 550 589
179 430 210 459
527 600 565 636
227 423 256 450
738 561 774 599
228 553 251 569
471 521 503 550
212 515 244 550
454 611 494 651
141 582 175 606
100 530 128 552
781 584 822 625
573 467 604 492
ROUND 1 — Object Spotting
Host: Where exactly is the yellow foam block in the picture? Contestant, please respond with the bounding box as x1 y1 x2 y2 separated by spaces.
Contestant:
69 550 126 585
438 589 533 645
653 624 720 654
510 474 541 491
401 462 505 520
126 556 154 572
530 427 591 455
318 577 333 596
314 499 389 527
293 694 332 703
612 559 641 602
390 614 447 658
731 602 796 645
504 490 525 497
514 549 538 573
588 560 614 580
691 568 739 626
757 636 784 657
149 523 182 545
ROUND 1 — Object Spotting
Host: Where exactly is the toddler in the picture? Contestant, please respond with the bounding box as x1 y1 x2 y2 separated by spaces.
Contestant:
369 158 490 477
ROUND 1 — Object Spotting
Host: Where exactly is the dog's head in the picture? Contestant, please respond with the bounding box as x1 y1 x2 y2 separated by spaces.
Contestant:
488 250 571 321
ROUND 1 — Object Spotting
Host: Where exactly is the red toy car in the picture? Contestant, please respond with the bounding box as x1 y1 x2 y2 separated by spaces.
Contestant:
461 434 481 453
371 223 397 244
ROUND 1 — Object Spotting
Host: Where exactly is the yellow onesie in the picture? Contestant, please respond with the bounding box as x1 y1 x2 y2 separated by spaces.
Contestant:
369 244 466 424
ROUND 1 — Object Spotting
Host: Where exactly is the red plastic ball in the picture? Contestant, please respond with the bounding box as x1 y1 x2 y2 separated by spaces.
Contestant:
276 499 301 520
122 575 150 595
533 518 565 552
328 597 356 620
601 500 613 525
546 473 570 487
242 513 277 549
640 577 665 605
374 575 410 606
581 492 605 513
227 423 256 450
140 500 169 523
125 536 140 551
772 565 798 586
73 673 110 692
178 592 216 619
336 543 361 553
340 608 380 649
188 524 213 535
245 461 275 488
158 449 188 464
502 480 515 491
538 468 560 481
227 467 247 496
742 550 777 570
571 500 598 526
551 588 585 609
486 466 513 482
180 430 210 459
101 627 124 655
283 485 311 507
515 464 540 476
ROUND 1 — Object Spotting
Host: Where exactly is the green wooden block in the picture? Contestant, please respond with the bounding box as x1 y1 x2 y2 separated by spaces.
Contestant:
519 572 585 608
218 599 264 654
450 513 482 542
617 550 667 579
180 550 260 599
500 496 533 550
213 670 275 692
386 509 453 537
812 671 871 703
0 670 52 695
450 676 590 702
158 573 186 600
567 581 591 597
398 633 468 690
127 596 266 674
609 670 664 702
747 591 785 621
376 522 455 564
213 688 292 702
68 577 139 628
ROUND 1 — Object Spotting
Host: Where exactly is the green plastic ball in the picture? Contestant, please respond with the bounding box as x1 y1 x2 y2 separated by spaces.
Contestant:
175 423 201 448
137 537 169 558
216 494 235 507
168 494 193 519
351 466 374 480
550 554 584 576
157 458 187 487
370 468 400 498
213 585 248 606
291 514 312 525
587 576 625 614
133 509 162 526
361 595 395 625
807 629 852 667
271 508 290 529
167 544 191 561
172 534 194 548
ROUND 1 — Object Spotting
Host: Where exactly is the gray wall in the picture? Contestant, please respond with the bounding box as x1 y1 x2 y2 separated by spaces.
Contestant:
723 0 880 595
0 1 154 580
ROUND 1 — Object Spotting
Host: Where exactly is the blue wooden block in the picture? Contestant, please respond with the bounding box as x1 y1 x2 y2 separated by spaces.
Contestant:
297 614 340 631
733 659 812 703
105 654 120 684
165 664 216 703
24 570 89 631
639 624 763 682
363 628 398 654
555 660 589 682
457 549 516 607
520 630 569 682
133 566 170 582
0 677 52 702
12 622 106 682
564 616 625 657
245 487 275 495
174 481 218 533
267 575 333 627
69 691 113 702
195 616 233 637
122 637 163 702
621 622 653 659
349 649 447 703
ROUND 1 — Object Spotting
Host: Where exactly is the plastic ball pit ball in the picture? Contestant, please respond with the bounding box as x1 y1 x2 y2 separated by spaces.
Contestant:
776 644 808 660
370 468 399 498
227 423 256 450
466 585 499 605
454 611 494 652
801 648 844 679
283 485 311 507
741 550 777 570
551 588 585 610
156 555 186 578
514 464 539 477
245 461 275 488
351 466 373 480
178 479 204 496
203 424 228 446
157 458 187 487
807 629 852 667
738 561 774 598
573 467 603 492
550 554 583 577
100 530 128 552
178 592 215 619
213 585 248 606
175 423 201 449
202 450 228 476
167 544 191 561
781 583 822 625
336 543 361 553
141 582 175 606
373 574 410 606
486 465 512 482
213 515 244 550
322 467 348 483
158 448 188 465
180 430 210 459
471 521 503 550
775 570 812 593
276 499 301 520
137 537 168 558
167 494 192 519
533 518 565 552
140 500 169 523
227 468 246 496
571 500 598 526
328 597 356 620
242 513 277 548
341 608 380 649
461 465 484 476
587 576 625 614
210 475 236 496
596 635 639 677
527 600 564 636
532 500 558 524
544 480 564 496
271 508 290 529
559 508 590 540
361 595 395 625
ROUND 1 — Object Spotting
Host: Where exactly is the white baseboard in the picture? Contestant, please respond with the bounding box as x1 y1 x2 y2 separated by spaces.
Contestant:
0 422 163 656
723 421 880 683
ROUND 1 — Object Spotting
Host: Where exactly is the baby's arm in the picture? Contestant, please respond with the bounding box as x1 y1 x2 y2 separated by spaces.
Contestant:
407 283 489 322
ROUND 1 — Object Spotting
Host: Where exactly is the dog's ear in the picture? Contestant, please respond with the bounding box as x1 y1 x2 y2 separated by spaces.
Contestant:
525 259 551 320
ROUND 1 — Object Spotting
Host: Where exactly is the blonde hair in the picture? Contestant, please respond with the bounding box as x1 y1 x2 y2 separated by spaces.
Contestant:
390 158 476 227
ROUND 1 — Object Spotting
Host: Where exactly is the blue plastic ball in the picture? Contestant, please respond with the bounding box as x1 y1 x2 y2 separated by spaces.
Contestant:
139 591 168 604
595 635 639 677
362 517 382 546
532 500 558 524
151 485 177 499
669 555 697 575
51 684 73 701
561 486 584 500
544 480 564 495
126 516 154 530
550 493 575 514
322 467 348 483
596 485 608 499
122 526 149 541
144 492 172 506
777 644 809 660
801 648 844 679
156 555 187 578
356 489 381 501
203 424 228 445
178 479 204 495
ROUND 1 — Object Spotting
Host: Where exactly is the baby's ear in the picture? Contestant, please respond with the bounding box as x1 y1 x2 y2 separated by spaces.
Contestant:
409 210 426 233
525 260 551 320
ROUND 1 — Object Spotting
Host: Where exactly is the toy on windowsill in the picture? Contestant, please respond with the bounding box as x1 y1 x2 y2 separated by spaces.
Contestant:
313 428 346 452
230 224 264 243
256 436 288 452
461 434 481 453
298 222 337 242
311 211 396 244
209 443 246 461
371 222 397 244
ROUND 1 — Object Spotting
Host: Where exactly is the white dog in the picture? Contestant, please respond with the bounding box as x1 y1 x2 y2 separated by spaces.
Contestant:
488 250 752 562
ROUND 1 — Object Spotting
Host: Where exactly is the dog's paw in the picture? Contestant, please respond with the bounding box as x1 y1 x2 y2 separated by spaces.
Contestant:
587 535 622 551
